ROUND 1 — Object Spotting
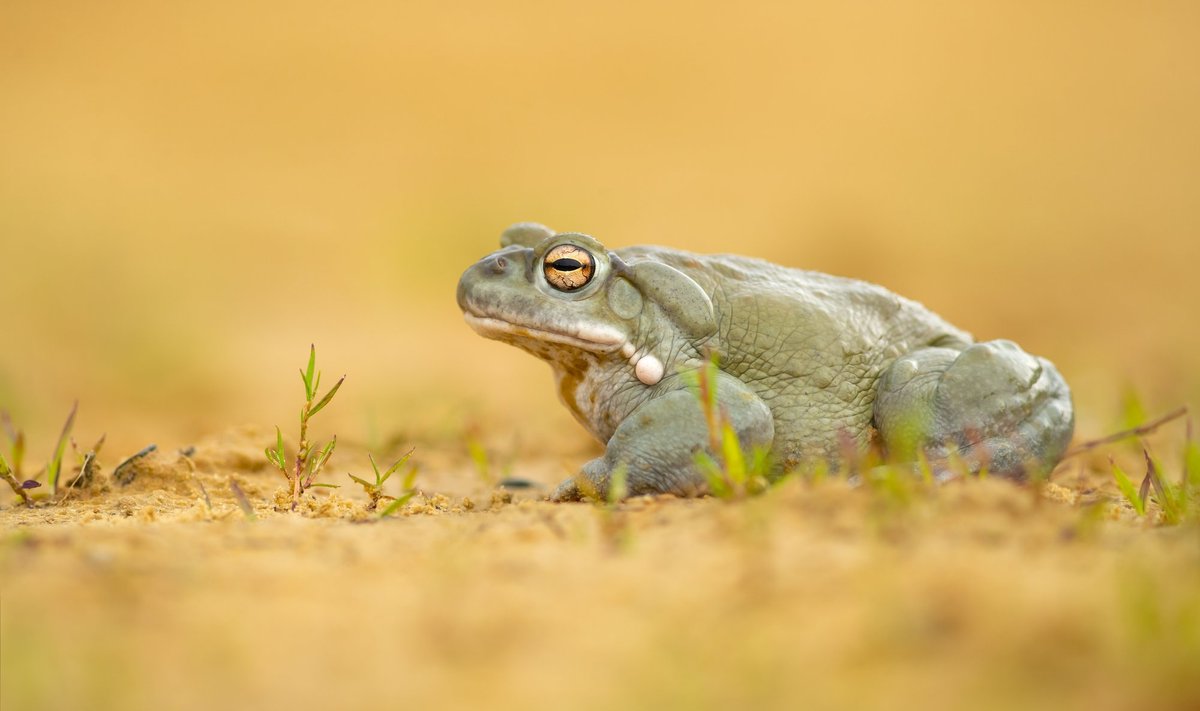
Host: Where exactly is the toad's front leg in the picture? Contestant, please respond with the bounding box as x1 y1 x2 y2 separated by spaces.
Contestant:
550 373 774 501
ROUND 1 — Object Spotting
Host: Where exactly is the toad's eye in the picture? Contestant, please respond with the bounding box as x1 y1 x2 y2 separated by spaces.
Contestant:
543 245 595 291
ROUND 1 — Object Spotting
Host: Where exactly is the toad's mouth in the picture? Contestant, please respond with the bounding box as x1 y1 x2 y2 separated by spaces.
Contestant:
463 312 626 354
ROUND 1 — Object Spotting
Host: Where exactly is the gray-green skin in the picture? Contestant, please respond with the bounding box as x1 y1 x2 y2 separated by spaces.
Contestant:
457 223 1074 501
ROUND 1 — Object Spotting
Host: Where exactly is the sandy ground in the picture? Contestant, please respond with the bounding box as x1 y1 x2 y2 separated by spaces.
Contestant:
4 3 1200 709
3 426 1198 711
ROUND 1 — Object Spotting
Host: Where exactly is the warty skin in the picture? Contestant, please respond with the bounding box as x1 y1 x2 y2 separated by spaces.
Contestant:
457 223 1074 500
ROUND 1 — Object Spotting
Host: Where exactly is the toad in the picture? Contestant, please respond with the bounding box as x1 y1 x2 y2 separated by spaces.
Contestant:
457 223 1074 500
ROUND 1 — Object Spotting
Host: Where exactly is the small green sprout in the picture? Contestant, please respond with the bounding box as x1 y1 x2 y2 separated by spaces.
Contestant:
377 460 422 519
466 435 492 485
2 405 93 505
1110 455 1145 516
686 353 771 499
0 451 33 506
1103 411 1198 525
463 422 506 490
463 425 517 488
46 401 77 495
265 345 345 510
607 463 629 505
348 447 416 511
1139 448 1194 525
596 463 633 552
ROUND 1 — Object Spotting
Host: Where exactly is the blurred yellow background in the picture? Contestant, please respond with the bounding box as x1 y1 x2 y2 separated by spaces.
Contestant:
2 0 1197 457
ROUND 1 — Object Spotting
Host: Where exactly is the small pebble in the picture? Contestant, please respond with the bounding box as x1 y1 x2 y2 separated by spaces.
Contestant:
497 477 541 490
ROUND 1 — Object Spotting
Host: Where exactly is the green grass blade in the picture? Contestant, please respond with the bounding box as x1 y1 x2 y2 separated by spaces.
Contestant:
264 446 281 470
720 423 745 486
308 375 345 418
606 464 629 506
306 436 337 483
379 491 416 517
1143 449 1181 524
1138 468 1152 508
382 448 415 484
1110 456 1145 516
695 451 729 498
265 427 286 472
467 438 490 482
302 344 317 400
748 446 773 494
275 426 286 465
401 465 420 490
47 401 78 494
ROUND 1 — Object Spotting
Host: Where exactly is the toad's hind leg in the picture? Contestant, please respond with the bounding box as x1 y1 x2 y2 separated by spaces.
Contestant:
873 340 1074 477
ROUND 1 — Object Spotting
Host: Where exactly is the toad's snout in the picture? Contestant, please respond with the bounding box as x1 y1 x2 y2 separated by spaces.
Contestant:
456 246 530 313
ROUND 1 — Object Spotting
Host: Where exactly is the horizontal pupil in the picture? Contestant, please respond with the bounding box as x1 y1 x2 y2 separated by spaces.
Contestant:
551 258 583 271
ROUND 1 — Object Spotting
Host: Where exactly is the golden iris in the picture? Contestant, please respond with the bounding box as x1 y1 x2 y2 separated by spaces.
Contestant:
543 245 595 291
